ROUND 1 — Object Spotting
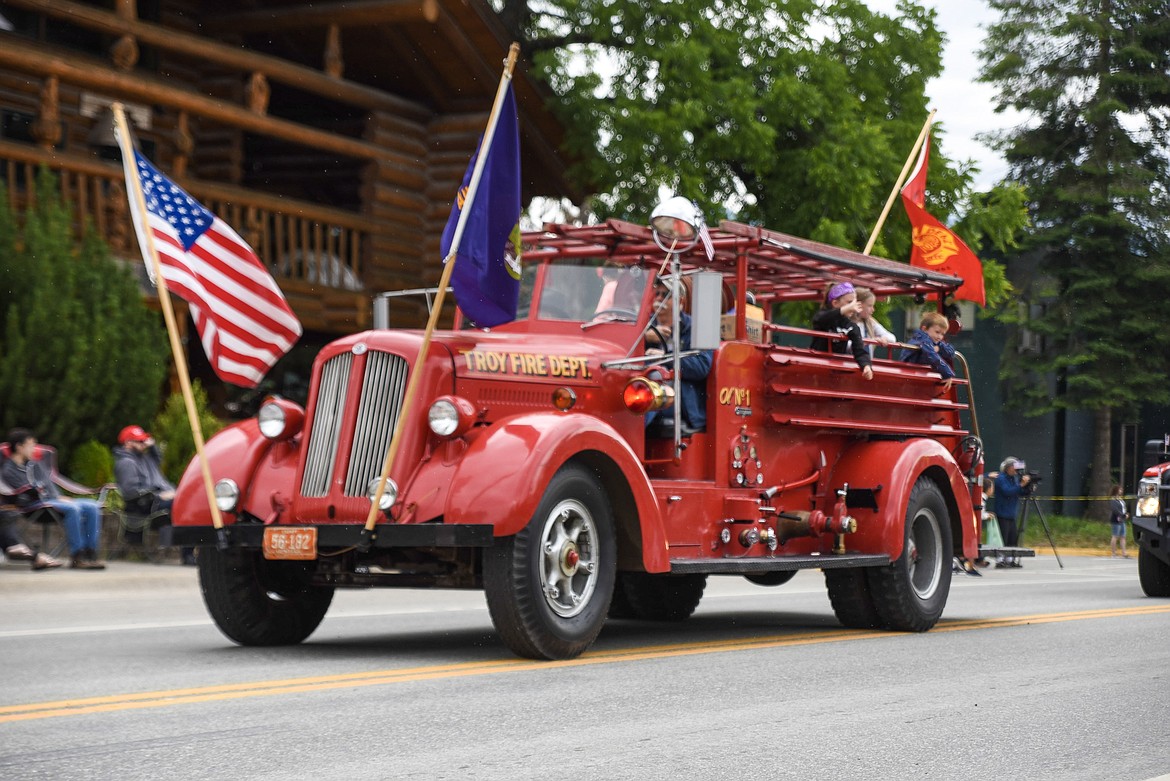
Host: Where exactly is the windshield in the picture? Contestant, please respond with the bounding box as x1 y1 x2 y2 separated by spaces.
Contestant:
519 260 650 322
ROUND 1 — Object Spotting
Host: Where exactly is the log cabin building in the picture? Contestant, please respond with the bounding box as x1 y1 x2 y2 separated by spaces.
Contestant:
0 0 577 408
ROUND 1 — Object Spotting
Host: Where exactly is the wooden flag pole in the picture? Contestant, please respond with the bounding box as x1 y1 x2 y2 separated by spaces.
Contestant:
863 109 937 256
360 43 520 544
112 103 226 539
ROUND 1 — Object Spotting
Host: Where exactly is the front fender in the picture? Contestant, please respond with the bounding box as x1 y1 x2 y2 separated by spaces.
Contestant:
173 420 293 526
442 413 668 572
829 438 976 560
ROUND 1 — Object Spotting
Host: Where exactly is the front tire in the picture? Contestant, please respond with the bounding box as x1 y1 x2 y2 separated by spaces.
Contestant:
483 465 616 660
198 547 334 646
868 477 953 631
1138 546 1170 597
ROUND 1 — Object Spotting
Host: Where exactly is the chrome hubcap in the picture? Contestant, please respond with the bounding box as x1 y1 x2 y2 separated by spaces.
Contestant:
539 499 598 618
909 507 943 600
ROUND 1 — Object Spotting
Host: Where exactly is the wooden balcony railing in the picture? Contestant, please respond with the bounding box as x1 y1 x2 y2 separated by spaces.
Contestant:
0 140 375 300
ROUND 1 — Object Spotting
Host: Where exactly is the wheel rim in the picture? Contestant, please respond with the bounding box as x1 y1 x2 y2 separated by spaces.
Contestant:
907 506 943 600
538 498 599 618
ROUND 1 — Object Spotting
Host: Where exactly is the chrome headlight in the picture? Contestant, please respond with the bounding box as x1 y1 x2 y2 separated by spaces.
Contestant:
428 399 459 437
367 477 399 511
427 395 476 438
1136 479 1159 517
214 479 240 512
258 402 286 439
256 397 304 441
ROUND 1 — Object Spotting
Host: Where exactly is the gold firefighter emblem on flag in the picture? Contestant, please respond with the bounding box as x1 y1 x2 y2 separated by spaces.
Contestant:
911 224 960 266
505 224 522 280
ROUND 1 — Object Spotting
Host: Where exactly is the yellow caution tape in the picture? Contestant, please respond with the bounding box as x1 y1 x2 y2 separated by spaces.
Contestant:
1025 495 1131 502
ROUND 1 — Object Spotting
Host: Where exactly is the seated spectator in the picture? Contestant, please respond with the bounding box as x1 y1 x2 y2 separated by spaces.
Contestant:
810 281 873 380
114 425 195 566
1 428 105 570
644 278 713 433
1 507 61 569
898 311 956 387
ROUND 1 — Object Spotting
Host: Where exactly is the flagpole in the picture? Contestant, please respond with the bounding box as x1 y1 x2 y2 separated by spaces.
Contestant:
112 103 227 541
360 42 521 545
863 109 936 256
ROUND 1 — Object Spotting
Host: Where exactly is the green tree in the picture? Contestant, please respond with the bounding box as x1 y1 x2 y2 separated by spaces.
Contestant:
981 0 1170 516
501 0 1024 304
153 381 224 485
0 170 169 462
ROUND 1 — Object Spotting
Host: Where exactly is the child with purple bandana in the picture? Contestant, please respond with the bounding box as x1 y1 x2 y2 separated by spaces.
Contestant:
810 281 873 380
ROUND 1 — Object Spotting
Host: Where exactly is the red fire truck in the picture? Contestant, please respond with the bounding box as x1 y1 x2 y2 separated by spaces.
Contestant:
172 216 985 660
1132 447 1170 596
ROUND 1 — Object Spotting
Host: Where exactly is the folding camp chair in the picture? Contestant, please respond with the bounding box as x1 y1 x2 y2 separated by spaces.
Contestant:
107 485 171 563
0 442 109 557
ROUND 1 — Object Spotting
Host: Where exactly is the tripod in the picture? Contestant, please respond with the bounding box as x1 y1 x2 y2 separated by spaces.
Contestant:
1018 492 1064 569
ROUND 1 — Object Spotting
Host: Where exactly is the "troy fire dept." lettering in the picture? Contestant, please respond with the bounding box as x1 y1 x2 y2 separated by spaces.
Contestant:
464 349 592 380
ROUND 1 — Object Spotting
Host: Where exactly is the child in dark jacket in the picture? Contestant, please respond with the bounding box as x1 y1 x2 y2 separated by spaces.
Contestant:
810 281 873 380
899 310 955 386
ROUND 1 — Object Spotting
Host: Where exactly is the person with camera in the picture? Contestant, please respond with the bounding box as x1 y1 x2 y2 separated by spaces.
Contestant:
993 456 1032 568
1108 485 1131 559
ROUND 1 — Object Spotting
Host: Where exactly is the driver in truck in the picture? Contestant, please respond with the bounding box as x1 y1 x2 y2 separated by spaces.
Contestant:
644 277 713 434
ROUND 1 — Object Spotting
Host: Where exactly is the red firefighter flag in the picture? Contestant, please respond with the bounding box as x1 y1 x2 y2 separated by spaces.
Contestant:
901 136 985 306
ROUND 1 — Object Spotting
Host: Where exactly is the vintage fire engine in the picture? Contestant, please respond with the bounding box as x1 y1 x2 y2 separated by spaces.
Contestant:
1132 442 1170 596
172 213 986 660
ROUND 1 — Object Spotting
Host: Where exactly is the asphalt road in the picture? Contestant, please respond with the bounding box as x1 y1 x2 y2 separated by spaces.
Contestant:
2 553 1168 781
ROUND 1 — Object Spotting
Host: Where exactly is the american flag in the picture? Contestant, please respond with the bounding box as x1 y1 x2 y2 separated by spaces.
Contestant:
123 152 302 387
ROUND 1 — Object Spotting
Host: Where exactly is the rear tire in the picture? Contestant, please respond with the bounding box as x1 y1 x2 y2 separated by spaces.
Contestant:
617 573 707 621
483 465 616 660
198 547 334 646
868 477 953 631
1138 546 1170 597
825 568 883 629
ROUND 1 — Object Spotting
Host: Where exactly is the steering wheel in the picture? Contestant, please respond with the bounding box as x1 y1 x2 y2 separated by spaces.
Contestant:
589 307 639 322
646 323 669 350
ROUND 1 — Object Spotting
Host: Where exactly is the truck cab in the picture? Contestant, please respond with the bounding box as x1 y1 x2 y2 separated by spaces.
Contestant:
173 217 986 660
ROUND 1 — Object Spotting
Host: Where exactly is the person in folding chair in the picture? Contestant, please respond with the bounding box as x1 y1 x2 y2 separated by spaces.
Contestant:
1 428 106 570
113 425 194 565
0 506 62 570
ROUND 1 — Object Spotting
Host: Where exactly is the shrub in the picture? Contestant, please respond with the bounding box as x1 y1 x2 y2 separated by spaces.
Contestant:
153 381 225 485
69 439 115 489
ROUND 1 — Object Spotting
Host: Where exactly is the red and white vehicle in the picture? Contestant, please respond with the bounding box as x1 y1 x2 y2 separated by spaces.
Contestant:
1133 452 1170 596
173 217 985 660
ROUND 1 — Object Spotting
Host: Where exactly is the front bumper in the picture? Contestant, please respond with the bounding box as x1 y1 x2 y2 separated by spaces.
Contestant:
171 523 495 549
1134 515 1170 565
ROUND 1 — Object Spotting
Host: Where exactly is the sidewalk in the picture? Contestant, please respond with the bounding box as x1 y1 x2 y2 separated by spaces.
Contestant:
0 557 197 594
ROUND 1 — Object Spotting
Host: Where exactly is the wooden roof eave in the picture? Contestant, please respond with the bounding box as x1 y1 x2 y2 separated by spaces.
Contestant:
0 0 432 121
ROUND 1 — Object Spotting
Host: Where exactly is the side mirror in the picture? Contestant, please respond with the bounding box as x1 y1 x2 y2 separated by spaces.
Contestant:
690 272 722 350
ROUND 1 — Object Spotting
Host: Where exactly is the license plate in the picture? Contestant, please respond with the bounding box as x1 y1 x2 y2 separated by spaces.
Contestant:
263 527 317 560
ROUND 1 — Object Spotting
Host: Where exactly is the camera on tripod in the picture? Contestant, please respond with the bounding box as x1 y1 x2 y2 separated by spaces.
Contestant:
1022 469 1041 493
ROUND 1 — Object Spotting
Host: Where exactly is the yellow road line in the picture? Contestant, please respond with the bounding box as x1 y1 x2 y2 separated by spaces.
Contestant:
3 604 1168 724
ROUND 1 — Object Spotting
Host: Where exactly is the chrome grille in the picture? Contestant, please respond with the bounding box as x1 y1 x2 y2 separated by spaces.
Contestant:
300 352 353 497
343 351 409 496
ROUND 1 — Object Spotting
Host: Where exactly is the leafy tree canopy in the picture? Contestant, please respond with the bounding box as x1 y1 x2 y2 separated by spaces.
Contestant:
500 0 1026 305
0 170 170 465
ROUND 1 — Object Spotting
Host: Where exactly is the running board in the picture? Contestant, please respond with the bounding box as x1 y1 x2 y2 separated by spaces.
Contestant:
978 546 1037 558
670 553 890 575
